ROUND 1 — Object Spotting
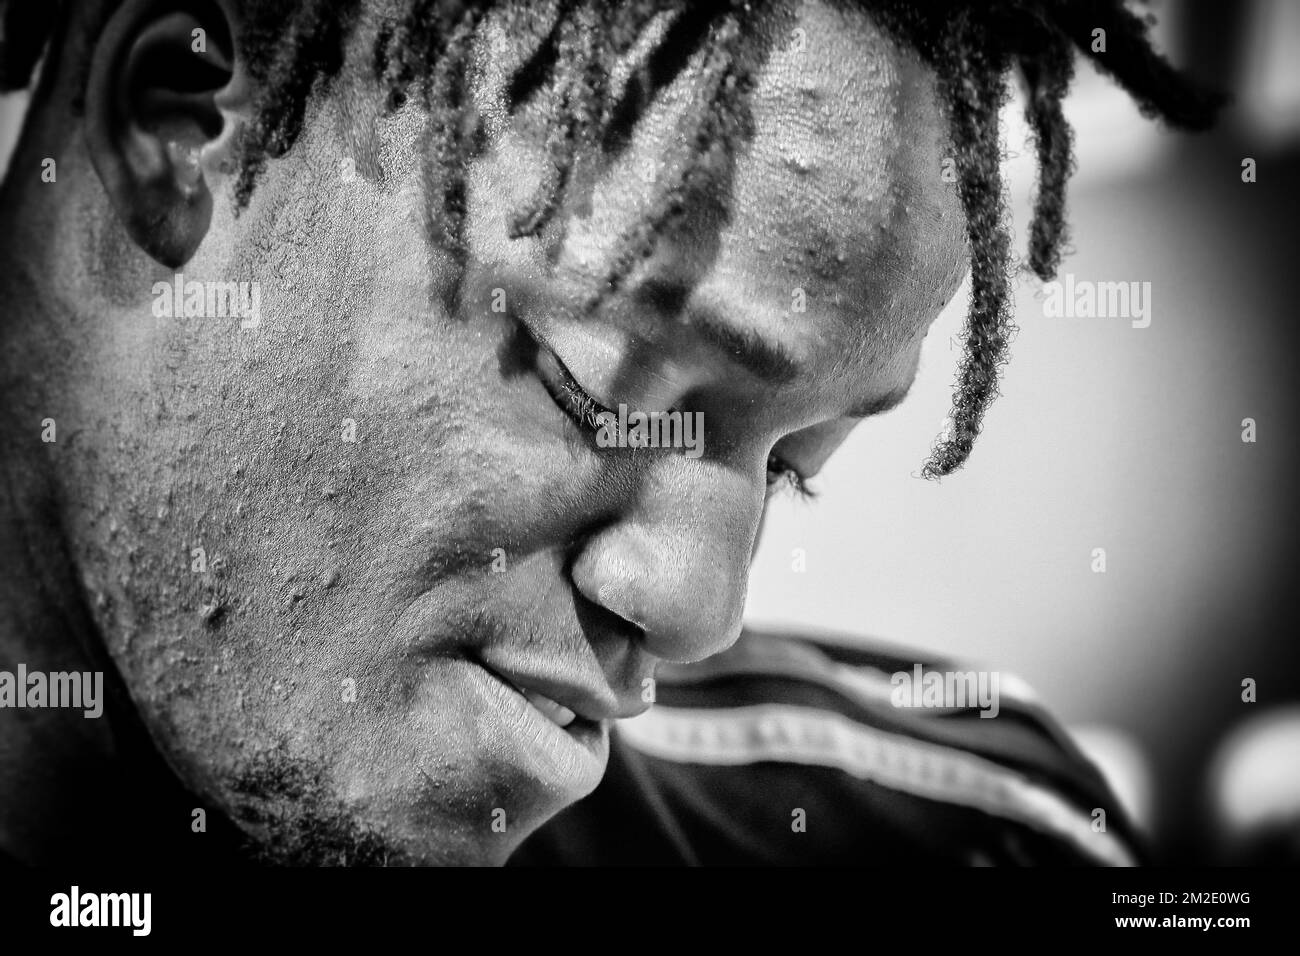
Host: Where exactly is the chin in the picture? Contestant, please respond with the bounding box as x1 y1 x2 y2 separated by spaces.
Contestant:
224 744 598 866
371 750 606 866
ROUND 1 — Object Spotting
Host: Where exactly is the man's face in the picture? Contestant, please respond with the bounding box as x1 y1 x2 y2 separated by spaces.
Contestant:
55 1 965 863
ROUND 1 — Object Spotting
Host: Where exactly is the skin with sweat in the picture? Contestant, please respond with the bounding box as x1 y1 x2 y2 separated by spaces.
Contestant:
0 0 966 864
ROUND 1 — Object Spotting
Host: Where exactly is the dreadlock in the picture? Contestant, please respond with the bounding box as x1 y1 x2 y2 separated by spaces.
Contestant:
595 4 752 307
855 0 1222 475
232 1 365 211
0 0 1224 476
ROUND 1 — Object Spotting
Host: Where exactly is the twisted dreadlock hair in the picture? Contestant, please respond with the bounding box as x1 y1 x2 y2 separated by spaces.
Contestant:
0 0 1223 476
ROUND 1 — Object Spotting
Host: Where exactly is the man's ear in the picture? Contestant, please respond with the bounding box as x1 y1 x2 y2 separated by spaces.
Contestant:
84 0 238 267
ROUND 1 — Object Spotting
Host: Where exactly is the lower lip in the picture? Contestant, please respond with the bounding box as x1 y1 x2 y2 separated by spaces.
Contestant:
466 661 608 794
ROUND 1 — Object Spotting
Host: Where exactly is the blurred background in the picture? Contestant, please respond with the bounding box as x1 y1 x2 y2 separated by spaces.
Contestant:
742 0 1300 865
3 0 1296 865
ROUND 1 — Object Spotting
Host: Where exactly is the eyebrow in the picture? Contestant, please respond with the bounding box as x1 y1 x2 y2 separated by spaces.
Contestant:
696 313 911 418
847 383 913 419
632 278 913 417
690 310 804 383
634 278 802 383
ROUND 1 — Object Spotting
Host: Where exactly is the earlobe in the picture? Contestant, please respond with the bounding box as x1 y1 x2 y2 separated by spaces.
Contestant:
84 0 236 267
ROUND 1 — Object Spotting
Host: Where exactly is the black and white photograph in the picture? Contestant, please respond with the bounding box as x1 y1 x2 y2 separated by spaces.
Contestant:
0 0 1296 936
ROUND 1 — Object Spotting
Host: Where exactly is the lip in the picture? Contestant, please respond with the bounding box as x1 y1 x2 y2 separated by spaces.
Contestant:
475 654 626 725
446 657 607 797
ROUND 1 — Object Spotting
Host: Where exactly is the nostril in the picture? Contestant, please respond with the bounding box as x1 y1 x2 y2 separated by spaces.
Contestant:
573 584 646 649
595 580 647 632
565 534 648 635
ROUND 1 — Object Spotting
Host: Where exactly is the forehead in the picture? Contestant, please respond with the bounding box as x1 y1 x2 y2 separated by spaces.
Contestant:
729 2 969 342
470 0 967 375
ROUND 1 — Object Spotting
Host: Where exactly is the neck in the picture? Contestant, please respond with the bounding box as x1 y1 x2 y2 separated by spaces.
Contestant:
0 290 245 866
0 413 121 861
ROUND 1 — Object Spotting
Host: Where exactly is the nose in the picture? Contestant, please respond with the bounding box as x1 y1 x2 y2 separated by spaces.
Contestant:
570 459 759 664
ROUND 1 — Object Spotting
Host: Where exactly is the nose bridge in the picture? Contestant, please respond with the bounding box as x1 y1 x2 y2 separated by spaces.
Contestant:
571 460 758 664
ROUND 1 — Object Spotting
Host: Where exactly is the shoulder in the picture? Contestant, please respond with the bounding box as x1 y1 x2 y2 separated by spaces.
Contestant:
514 628 1146 866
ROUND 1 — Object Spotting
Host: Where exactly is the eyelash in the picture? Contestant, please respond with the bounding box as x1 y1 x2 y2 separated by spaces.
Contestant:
537 344 614 433
535 338 817 501
766 453 818 501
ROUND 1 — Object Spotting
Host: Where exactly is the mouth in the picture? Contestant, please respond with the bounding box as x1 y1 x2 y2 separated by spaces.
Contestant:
473 656 613 735
431 655 610 798
516 686 582 729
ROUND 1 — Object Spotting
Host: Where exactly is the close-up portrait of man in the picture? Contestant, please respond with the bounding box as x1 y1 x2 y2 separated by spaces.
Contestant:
1 0 1296 884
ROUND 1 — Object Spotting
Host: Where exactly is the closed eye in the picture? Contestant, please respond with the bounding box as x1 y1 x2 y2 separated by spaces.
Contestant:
532 333 615 434
526 320 818 501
